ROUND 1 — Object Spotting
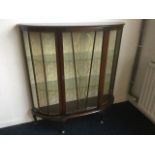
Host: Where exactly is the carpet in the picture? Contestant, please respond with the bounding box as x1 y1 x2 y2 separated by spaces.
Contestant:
0 102 154 135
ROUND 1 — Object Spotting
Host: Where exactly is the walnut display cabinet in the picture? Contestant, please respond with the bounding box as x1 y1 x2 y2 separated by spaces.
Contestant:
20 23 124 132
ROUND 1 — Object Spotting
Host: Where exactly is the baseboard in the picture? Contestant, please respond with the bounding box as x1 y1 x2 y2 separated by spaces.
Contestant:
0 117 33 128
0 98 128 128
114 96 128 103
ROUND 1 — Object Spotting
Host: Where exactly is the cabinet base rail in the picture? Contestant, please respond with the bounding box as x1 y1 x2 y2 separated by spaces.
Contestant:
32 95 114 122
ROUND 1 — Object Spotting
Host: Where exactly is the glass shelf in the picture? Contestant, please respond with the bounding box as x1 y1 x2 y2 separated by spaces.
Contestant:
27 50 114 63
31 74 110 91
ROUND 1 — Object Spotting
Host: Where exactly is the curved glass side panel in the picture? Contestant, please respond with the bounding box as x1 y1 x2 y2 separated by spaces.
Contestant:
23 31 38 108
24 31 59 115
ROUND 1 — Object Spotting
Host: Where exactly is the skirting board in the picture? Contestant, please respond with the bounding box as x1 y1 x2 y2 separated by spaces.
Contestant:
0 117 33 128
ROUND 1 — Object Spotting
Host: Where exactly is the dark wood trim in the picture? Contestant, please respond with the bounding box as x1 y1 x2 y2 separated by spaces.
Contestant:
55 31 66 114
97 30 110 107
109 29 123 94
20 24 124 32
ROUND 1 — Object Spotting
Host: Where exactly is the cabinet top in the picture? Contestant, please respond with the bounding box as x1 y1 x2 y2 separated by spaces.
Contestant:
19 22 124 32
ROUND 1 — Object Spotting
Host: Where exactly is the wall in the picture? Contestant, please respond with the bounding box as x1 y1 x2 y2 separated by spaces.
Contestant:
0 19 141 128
113 19 142 101
132 20 155 97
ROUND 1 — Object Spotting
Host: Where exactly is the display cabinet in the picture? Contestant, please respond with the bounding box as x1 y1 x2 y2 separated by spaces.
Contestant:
20 23 124 132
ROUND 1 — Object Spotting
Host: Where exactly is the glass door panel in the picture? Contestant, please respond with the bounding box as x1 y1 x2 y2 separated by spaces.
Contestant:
29 32 47 109
104 30 117 94
23 31 38 109
25 31 59 115
40 32 59 114
63 31 103 113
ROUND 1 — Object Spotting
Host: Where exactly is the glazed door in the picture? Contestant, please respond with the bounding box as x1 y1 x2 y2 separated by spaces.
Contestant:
62 31 102 113
62 29 120 114
23 31 60 115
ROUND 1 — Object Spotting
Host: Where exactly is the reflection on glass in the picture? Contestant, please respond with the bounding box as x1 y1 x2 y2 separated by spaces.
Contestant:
104 30 117 94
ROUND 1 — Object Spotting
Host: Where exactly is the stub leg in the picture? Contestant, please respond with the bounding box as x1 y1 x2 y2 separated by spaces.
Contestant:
33 114 38 123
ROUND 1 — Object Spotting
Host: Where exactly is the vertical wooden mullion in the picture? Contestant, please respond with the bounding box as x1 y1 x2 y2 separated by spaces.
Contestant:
27 31 40 108
109 29 123 94
39 32 50 109
55 31 66 114
97 30 110 107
